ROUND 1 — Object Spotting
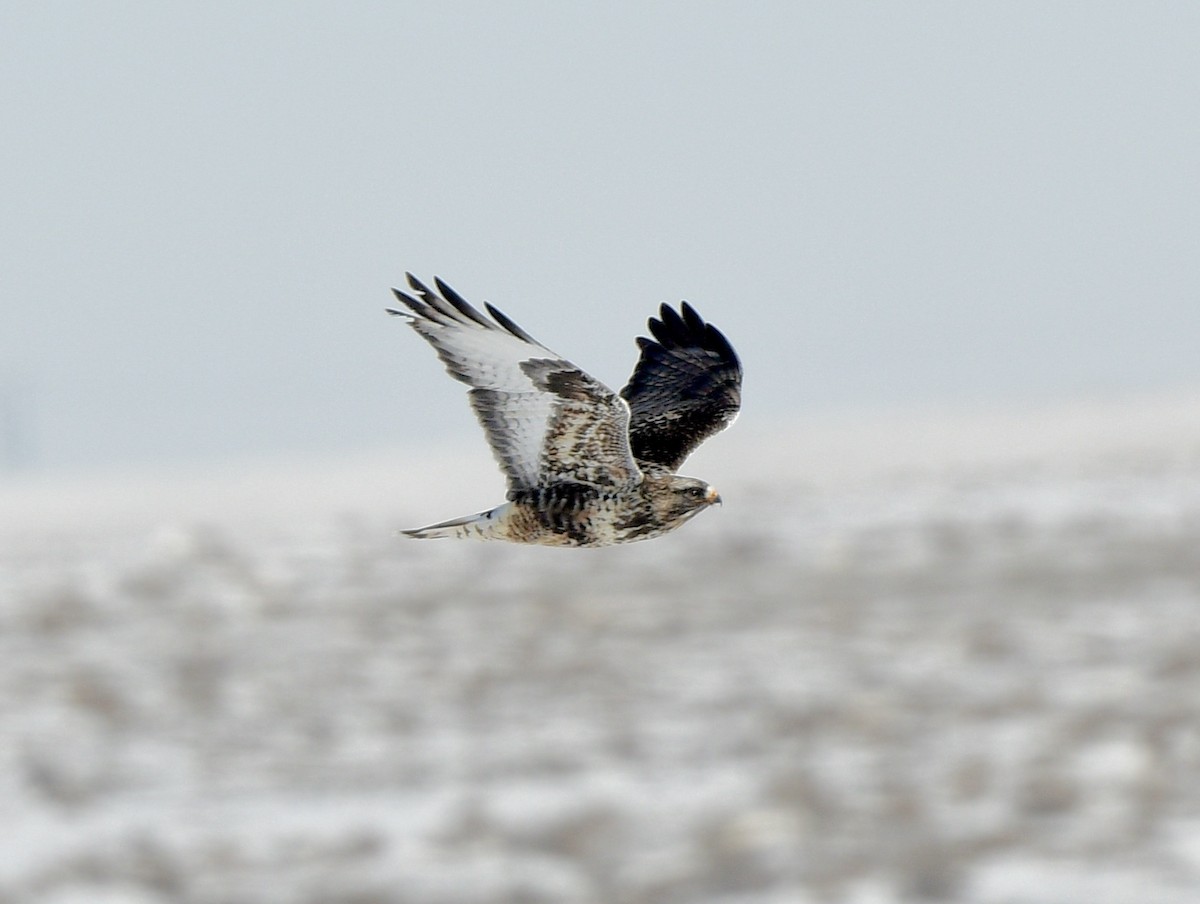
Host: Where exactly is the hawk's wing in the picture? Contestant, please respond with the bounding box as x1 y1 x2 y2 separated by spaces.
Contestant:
620 302 742 472
390 275 640 494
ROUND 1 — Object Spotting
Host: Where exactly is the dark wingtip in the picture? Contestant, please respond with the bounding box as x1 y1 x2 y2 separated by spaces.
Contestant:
433 276 493 328
679 301 706 332
432 276 458 302
391 285 446 323
485 302 538 344
390 287 420 310
707 323 737 361
645 301 738 363
649 303 688 347
408 273 440 304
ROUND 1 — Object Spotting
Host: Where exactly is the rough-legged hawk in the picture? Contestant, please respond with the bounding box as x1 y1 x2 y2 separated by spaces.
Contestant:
389 275 742 546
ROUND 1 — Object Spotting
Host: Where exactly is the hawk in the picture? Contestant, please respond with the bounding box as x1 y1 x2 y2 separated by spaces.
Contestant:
389 274 742 546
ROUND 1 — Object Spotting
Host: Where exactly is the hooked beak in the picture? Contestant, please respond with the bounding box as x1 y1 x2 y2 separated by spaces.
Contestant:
705 486 722 506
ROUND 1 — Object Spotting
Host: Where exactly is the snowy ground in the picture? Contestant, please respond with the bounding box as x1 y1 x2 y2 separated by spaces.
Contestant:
2 394 1200 904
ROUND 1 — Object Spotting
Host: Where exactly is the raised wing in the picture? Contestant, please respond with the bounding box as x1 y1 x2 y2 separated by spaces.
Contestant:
619 302 742 472
389 275 640 494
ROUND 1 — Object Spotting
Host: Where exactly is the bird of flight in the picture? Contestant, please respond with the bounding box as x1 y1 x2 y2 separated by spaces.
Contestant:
389 275 742 547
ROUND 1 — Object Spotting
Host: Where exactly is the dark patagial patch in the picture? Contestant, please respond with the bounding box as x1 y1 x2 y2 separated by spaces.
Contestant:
520 359 608 403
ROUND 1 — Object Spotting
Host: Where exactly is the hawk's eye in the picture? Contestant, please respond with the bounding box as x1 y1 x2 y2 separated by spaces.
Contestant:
686 486 705 498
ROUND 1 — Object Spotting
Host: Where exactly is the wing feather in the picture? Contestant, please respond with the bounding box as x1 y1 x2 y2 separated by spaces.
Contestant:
619 302 742 471
485 301 541 344
390 275 640 493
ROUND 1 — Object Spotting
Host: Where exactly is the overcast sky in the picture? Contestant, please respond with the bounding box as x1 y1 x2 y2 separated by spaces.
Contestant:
2 3 1198 476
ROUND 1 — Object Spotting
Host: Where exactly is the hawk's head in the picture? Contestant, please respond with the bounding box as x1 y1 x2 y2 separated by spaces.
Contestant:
659 475 722 527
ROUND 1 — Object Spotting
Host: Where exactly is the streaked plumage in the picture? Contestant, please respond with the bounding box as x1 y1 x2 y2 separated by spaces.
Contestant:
389 274 742 546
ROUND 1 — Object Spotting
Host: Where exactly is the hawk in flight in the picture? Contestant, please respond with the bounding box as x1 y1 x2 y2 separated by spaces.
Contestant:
389 275 742 546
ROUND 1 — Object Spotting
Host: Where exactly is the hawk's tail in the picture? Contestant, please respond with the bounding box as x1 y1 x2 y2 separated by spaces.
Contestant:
400 504 509 541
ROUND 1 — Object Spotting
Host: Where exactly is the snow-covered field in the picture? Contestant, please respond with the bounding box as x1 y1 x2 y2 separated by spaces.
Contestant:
2 395 1200 904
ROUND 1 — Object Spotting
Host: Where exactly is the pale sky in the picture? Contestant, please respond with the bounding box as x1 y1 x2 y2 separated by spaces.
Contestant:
3 3 1198 475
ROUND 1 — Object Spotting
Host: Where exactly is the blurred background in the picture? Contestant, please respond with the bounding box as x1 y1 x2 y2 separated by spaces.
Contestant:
2 3 1200 902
